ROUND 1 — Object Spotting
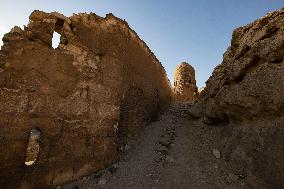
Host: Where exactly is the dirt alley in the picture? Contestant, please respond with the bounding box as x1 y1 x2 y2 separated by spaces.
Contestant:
62 103 256 189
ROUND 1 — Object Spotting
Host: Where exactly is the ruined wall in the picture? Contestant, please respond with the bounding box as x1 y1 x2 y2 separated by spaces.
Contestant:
190 9 284 188
173 62 198 102
0 10 173 189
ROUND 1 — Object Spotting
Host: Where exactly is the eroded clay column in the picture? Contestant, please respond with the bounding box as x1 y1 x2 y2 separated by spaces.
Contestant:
173 62 198 102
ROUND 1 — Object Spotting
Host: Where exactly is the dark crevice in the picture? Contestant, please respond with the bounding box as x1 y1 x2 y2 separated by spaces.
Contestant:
233 57 265 84
259 26 280 41
235 45 251 60
55 18 64 33
70 23 75 31
269 57 283 64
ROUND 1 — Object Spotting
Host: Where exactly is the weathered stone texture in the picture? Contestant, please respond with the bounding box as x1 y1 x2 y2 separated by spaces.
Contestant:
0 10 173 188
190 10 284 121
173 62 198 102
190 9 284 188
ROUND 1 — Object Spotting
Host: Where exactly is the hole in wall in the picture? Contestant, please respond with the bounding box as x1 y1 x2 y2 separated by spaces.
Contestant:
95 53 103 62
25 128 41 166
52 32 61 49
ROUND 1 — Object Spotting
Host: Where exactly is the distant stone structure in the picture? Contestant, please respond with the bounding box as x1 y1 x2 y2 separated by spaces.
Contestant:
173 62 198 102
0 10 173 188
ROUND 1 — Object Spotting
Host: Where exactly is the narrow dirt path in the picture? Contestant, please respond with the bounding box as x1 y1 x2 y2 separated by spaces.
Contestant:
62 104 254 189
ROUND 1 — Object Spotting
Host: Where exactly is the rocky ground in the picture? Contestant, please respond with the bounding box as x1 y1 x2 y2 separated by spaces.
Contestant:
61 103 260 189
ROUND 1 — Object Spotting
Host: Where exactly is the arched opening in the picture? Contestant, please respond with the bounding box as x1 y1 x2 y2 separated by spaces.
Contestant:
25 128 41 166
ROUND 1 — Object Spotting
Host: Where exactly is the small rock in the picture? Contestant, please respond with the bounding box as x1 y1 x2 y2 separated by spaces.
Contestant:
98 178 107 186
159 138 170 147
226 173 239 184
235 169 247 179
157 146 168 154
229 173 239 181
93 172 102 179
109 164 118 174
165 156 174 163
203 116 213 125
212 149 221 159
213 164 218 169
124 144 131 151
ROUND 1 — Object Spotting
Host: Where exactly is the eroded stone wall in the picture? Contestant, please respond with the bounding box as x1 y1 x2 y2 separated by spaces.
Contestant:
190 9 284 188
0 10 173 188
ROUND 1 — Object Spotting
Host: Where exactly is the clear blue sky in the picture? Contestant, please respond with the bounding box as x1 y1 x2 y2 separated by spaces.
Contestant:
0 0 283 87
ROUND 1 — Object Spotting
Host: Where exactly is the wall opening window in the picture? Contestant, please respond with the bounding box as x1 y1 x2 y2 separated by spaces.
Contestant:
25 128 41 166
52 32 61 49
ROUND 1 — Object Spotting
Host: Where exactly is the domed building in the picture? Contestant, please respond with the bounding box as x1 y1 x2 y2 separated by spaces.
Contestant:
173 62 198 102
